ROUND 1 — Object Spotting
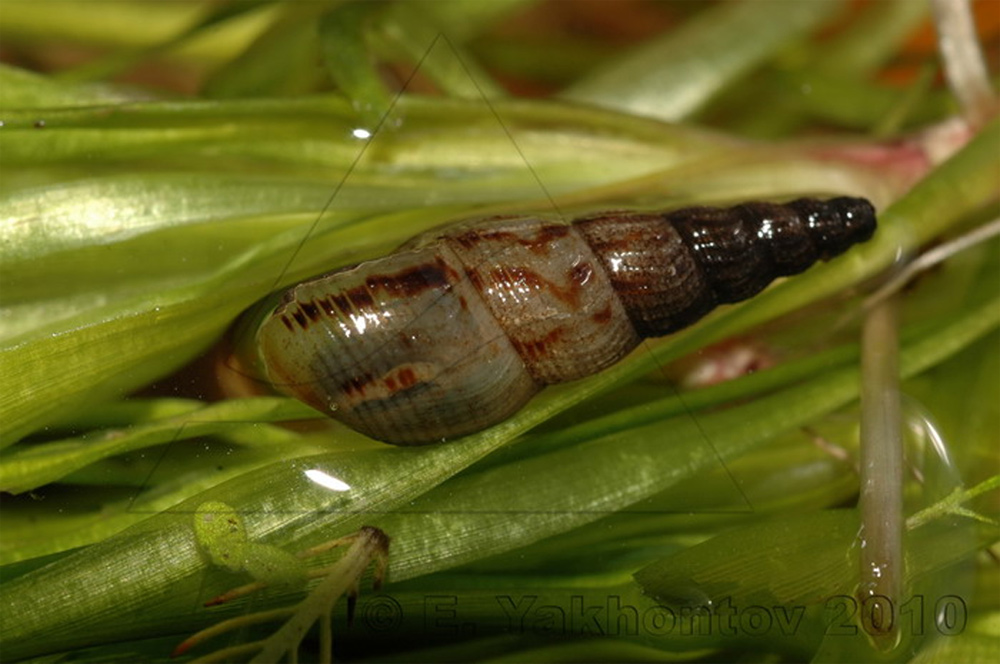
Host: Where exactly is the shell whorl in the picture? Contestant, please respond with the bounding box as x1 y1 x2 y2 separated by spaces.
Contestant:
576 196 876 336
252 197 875 444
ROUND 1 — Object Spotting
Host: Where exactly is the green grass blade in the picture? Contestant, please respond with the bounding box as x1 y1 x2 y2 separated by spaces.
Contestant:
0 63 140 107
0 398 316 494
560 0 839 121
318 3 394 125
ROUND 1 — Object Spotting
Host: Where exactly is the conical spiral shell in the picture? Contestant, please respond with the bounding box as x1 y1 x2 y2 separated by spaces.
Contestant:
249 197 875 444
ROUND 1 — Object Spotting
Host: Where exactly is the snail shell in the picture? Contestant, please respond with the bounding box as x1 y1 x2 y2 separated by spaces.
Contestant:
244 197 875 444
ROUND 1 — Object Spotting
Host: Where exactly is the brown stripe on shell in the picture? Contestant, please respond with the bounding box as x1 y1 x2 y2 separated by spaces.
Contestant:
452 223 571 255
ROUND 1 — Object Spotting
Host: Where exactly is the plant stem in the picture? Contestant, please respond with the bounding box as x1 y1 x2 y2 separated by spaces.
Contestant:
931 0 998 127
865 217 1000 308
858 295 904 649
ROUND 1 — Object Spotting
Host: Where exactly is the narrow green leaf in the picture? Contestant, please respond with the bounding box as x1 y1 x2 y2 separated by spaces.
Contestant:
202 1 330 99
376 3 506 100
560 0 839 121
0 0 273 69
813 0 929 77
318 2 394 126
0 63 139 108
0 398 316 494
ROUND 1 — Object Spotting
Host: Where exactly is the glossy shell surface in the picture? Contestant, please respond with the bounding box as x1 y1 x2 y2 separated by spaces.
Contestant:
253 197 876 444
